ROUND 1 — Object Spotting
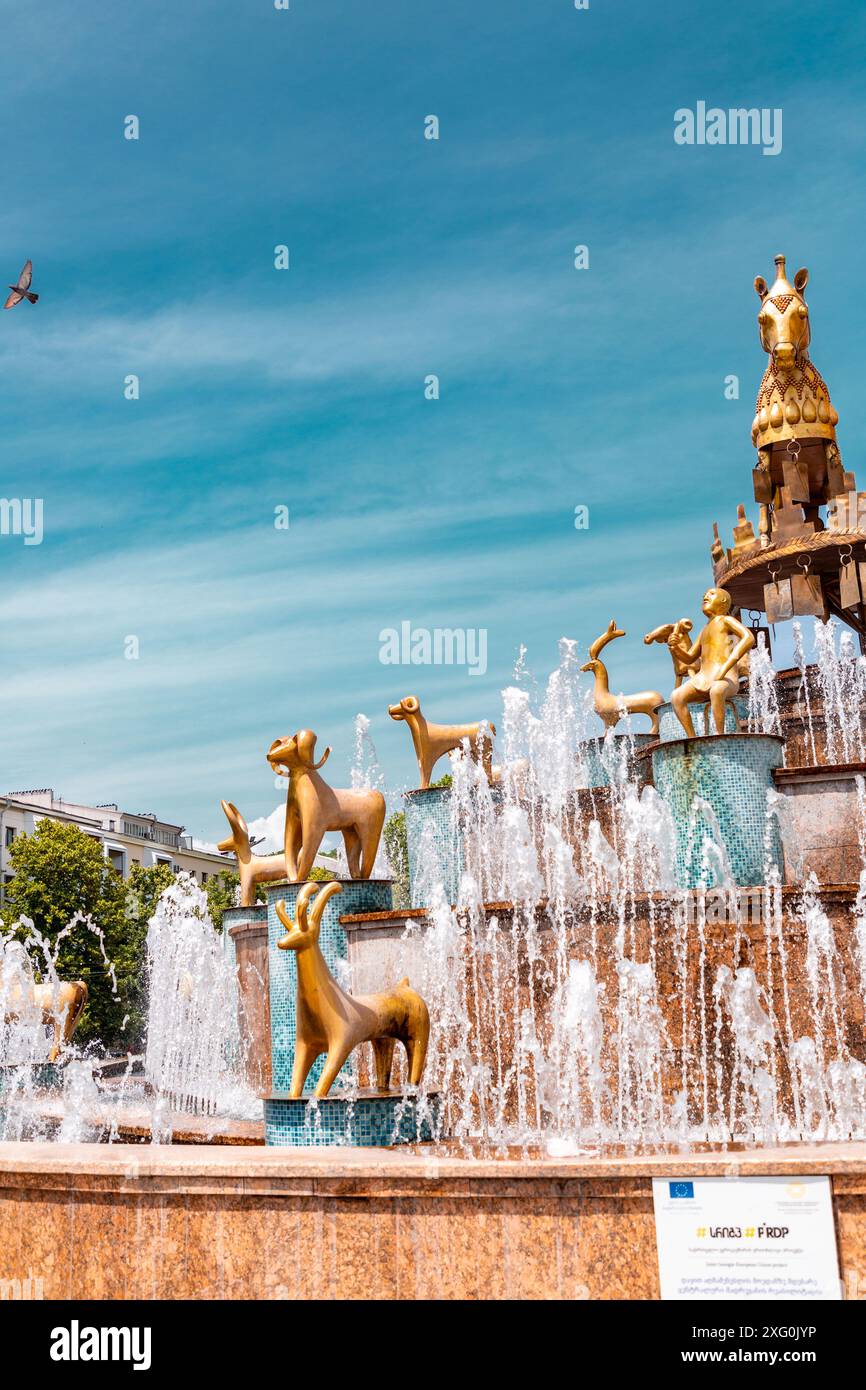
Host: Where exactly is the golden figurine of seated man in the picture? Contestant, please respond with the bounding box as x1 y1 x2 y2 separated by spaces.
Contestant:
669 587 755 737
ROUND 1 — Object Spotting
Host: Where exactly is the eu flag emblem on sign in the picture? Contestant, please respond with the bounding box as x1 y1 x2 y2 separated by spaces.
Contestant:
669 1182 694 1199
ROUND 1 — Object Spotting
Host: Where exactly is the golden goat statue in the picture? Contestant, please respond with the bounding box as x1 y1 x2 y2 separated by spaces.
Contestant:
275 881 430 1098
581 621 664 735
268 729 385 881
388 694 496 789
2 963 88 1063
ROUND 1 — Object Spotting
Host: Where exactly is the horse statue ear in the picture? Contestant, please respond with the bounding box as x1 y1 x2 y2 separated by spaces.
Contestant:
754 276 769 300
794 267 809 294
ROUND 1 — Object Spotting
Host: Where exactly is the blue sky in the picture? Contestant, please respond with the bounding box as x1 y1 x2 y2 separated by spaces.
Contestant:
1 0 865 840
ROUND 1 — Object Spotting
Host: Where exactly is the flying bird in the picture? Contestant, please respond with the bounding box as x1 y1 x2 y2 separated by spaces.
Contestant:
4 260 38 309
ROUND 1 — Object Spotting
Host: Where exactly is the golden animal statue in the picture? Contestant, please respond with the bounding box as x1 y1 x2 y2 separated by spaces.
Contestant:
388 694 496 789
752 254 839 452
217 799 287 908
581 621 664 735
2 959 88 1063
275 881 430 1098
268 729 385 881
668 587 755 737
643 619 698 687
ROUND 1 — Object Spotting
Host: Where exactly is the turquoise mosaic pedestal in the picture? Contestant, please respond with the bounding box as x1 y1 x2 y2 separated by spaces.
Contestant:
577 732 656 788
264 1088 443 1147
656 694 747 742
264 877 393 1103
404 784 504 907
649 733 784 889
0 1062 64 1093
404 786 458 907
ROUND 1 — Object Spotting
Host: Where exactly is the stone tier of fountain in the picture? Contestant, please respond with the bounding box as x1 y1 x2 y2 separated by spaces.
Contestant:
341 659 866 1148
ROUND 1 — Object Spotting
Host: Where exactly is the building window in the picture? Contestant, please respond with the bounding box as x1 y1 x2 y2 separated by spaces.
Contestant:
202 872 208 884
5 827 15 848
107 848 125 875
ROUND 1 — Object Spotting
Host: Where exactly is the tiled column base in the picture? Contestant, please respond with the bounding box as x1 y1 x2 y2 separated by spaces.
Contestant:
404 785 459 907
577 732 656 788
263 878 393 1097
264 1089 442 1146
649 733 785 889
0 1062 64 1093
656 694 747 742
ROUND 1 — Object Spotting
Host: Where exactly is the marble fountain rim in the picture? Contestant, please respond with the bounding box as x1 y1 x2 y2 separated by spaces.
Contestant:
339 881 860 926
1 1139 866 1193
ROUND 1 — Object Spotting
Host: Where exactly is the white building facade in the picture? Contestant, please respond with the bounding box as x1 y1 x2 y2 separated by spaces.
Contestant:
0 789 235 900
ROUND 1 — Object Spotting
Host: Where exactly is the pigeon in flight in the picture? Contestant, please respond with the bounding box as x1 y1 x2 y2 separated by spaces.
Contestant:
4 260 38 309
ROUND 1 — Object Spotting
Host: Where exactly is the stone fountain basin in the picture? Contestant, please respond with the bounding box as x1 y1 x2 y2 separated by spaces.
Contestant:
0 1138 864 1300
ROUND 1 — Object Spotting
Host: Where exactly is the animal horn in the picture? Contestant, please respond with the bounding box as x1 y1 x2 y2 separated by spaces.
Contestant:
295 880 320 932
274 898 293 933
308 880 342 928
309 745 331 770
588 620 624 661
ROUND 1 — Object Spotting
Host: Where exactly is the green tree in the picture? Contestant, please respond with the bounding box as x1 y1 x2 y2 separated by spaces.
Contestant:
383 810 409 908
205 867 257 930
4 820 133 1048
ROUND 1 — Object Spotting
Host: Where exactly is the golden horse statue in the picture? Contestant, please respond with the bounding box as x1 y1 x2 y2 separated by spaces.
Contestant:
752 254 839 451
275 881 430 1098
268 730 385 881
388 694 496 788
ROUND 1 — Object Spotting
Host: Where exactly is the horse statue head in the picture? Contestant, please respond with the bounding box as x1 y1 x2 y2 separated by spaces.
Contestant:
751 254 838 450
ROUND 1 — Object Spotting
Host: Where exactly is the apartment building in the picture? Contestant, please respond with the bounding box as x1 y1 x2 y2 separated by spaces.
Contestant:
0 789 235 898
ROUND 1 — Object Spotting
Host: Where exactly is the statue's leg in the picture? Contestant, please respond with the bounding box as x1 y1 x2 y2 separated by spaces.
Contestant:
289 1039 318 1098
285 814 302 880
358 801 386 879
710 682 731 735
295 818 323 881
342 826 362 877
372 1037 395 1090
405 1003 430 1085
314 1041 353 1097
671 682 698 738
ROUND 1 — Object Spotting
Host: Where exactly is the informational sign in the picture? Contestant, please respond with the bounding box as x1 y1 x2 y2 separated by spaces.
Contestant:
652 1175 841 1300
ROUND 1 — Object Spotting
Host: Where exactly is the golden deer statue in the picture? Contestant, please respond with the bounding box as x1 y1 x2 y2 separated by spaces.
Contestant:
268 729 385 881
275 881 430 1098
217 799 287 908
388 694 496 788
581 621 664 734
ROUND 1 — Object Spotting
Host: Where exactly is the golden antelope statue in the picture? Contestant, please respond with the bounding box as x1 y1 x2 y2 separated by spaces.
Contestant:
217 799 287 908
2 967 88 1063
268 729 385 881
275 881 430 1098
668 587 755 737
643 619 698 688
388 694 496 789
581 621 664 735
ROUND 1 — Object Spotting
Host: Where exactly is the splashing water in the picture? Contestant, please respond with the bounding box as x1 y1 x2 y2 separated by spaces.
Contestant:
405 629 866 1151
144 875 258 1132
